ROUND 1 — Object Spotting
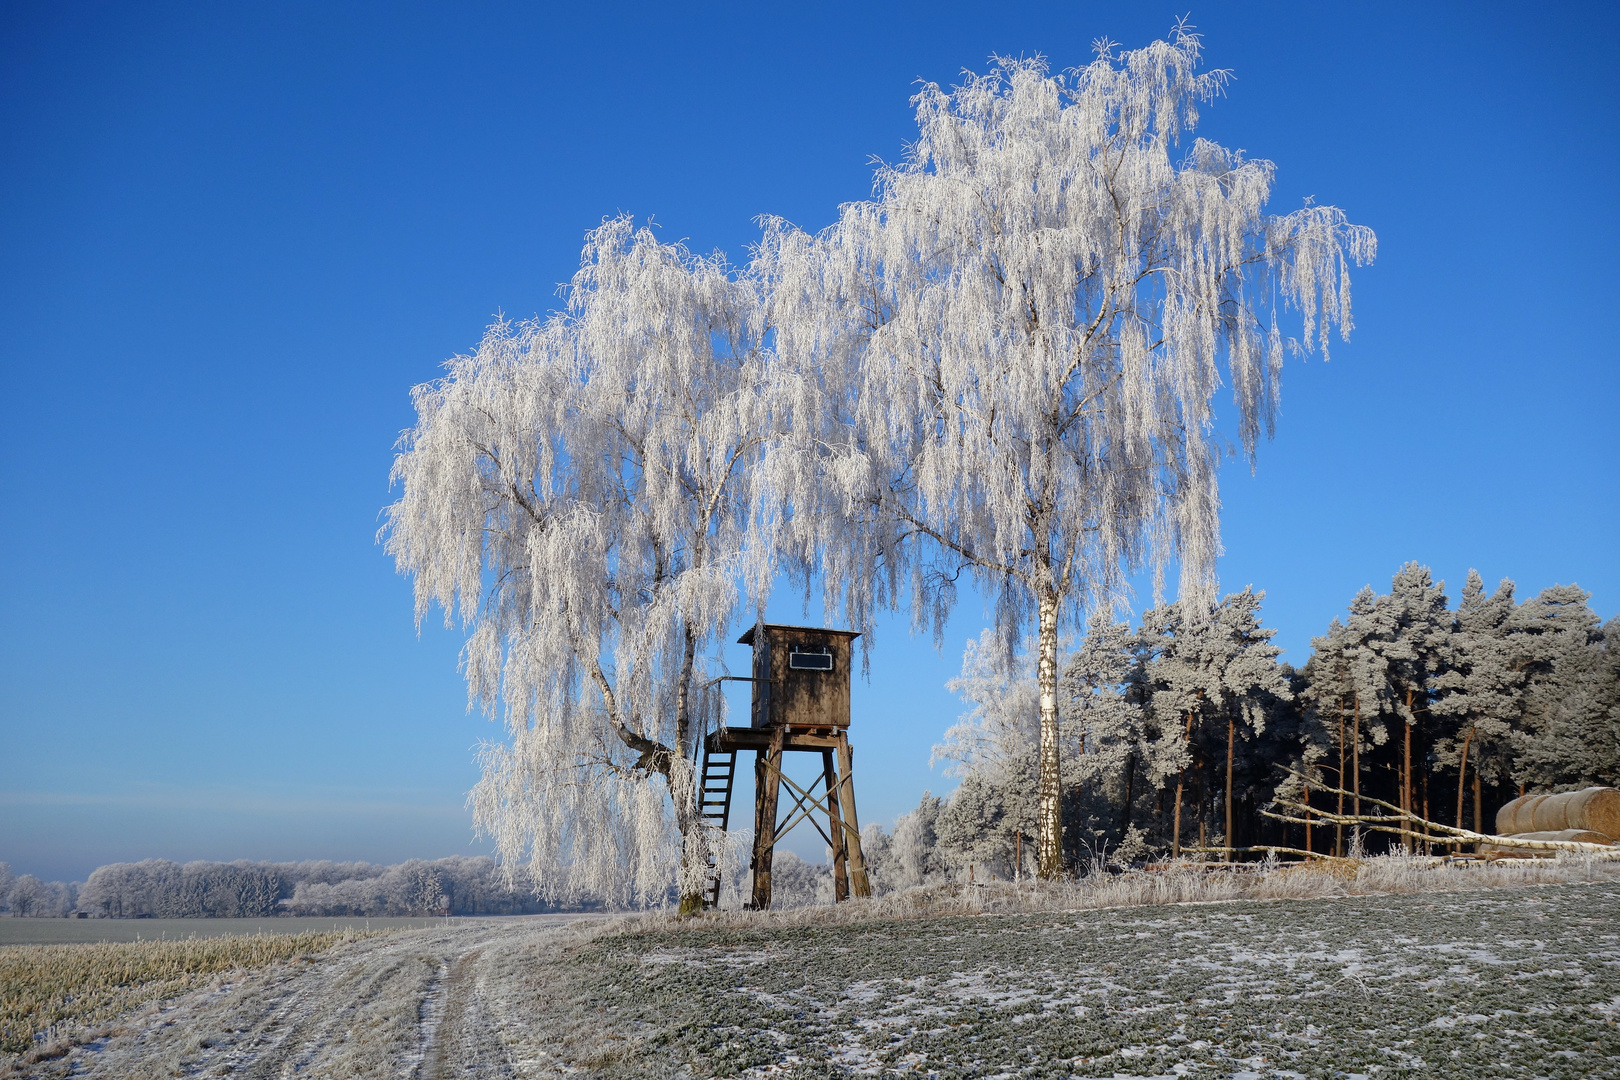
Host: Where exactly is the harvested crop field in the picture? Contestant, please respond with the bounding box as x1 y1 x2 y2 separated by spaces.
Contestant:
1 930 382 1061
0 916 509 947
6 871 1618 1078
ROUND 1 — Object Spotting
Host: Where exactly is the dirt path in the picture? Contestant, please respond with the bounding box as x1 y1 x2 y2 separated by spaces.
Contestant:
419 947 516 1080
19 918 591 1079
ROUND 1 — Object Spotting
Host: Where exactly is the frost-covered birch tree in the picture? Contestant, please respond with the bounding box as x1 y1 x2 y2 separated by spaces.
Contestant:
384 217 766 909
760 26 1374 875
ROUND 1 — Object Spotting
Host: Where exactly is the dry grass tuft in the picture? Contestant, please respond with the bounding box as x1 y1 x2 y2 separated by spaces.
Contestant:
603 851 1620 936
0 929 384 1067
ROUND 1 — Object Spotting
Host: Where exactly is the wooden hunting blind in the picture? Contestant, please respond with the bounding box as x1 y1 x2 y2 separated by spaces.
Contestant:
697 624 871 909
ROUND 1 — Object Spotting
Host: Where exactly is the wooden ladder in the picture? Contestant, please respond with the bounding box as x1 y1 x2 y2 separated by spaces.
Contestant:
697 744 736 909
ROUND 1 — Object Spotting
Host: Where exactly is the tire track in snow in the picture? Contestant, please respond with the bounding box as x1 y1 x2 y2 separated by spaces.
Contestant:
234 947 435 1079
15 917 603 1079
419 946 515 1080
30 923 581 1079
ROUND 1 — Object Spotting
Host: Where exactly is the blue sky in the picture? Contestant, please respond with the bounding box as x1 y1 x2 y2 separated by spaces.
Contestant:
3 1 1616 884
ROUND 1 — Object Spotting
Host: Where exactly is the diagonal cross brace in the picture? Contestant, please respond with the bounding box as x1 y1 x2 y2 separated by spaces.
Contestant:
759 757 862 847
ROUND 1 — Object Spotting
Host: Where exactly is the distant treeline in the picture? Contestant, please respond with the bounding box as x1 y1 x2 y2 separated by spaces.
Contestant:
0 856 558 918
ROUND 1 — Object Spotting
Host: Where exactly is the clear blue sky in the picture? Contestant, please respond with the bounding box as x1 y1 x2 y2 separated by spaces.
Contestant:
3 2 1616 884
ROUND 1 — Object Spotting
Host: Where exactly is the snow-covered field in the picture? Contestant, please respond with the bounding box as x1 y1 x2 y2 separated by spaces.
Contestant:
11 881 1619 1078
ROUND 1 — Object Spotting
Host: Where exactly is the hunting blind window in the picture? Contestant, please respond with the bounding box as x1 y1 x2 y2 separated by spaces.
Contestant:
788 646 834 672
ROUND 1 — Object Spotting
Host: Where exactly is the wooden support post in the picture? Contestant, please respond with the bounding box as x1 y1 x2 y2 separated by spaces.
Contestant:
750 725 785 910
834 732 871 898
822 749 850 902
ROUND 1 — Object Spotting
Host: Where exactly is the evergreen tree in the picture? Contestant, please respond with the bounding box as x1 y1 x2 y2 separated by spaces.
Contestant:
1061 614 1177 858
1304 586 1399 852
1138 589 1289 857
1431 571 1521 832
934 630 1043 876
1262 661 1330 852
1300 617 1359 855
1512 589 1617 788
1296 621 1360 854
888 795 950 887
936 773 1028 878
1360 564 1450 849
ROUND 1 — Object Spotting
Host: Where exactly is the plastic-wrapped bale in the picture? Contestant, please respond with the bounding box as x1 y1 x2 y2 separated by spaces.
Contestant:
1494 787 1620 840
1479 829 1616 857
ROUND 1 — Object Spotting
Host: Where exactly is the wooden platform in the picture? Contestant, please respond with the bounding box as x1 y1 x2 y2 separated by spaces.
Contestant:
706 726 845 752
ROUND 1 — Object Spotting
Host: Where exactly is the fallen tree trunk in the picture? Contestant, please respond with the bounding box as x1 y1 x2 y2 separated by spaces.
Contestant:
1480 829 1614 856
1177 845 1361 866
1265 772 1620 856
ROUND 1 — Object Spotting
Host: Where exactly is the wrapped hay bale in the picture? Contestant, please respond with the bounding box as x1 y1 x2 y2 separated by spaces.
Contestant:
1479 829 1616 857
1494 787 1620 840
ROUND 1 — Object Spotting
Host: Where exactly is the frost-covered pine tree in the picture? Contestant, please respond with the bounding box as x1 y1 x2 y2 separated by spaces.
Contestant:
1300 619 1357 854
758 26 1373 875
1300 588 1398 854
1512 617 1618 789
1207 590 1290 858
1511 588 1615 789
1431 570 1522 831
384 217 766 909
1359 563 1450 849
868 794 950 891
1062 614 1173 854
1338 586 1394 820
1138 589 1288 858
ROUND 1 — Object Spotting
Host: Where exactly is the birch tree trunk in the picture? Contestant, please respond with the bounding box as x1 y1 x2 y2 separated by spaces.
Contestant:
1036 591 1063 878
673 624 704 914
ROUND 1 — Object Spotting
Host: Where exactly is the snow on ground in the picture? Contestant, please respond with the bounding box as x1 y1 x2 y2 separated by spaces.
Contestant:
11 883 1619 1078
